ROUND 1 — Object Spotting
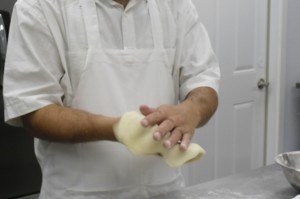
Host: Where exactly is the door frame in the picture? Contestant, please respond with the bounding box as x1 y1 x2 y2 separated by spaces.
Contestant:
265 0 288 164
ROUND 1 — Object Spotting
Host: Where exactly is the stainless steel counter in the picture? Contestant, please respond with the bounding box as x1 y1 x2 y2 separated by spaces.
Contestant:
18 164 298 199
161 164 298 199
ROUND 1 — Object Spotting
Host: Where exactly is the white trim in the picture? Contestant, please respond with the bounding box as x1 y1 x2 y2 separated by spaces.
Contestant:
266 0 287 164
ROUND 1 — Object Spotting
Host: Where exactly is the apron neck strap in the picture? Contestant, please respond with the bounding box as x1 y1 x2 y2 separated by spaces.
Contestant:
79 0 101 48
79 0 164 49
148 0 164 49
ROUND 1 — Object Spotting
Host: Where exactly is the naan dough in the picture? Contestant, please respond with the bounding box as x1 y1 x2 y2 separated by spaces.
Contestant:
114 111 205 168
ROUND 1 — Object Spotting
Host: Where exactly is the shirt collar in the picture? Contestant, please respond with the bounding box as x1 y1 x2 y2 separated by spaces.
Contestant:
97 0 145 12
110 0 136 6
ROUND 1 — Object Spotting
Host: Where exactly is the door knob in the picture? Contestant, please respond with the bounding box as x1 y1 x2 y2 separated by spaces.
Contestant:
257 78 269 90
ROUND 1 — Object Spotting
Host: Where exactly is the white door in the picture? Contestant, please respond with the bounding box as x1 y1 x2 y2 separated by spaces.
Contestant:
183 0 269 185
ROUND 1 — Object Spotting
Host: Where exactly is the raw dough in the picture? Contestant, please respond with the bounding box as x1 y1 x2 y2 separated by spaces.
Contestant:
113 111 205 168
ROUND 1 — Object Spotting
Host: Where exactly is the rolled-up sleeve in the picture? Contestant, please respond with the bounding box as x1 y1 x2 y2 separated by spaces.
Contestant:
179 1 220 101
3 1 64 127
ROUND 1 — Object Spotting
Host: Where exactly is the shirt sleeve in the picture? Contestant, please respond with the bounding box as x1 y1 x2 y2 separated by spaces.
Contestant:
3 0 64 127
179 0 221 101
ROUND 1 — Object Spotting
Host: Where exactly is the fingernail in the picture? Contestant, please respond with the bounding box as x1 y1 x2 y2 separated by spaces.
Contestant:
141 119 149 127
164 140 171 149
180 144 187 151
154 132 161 140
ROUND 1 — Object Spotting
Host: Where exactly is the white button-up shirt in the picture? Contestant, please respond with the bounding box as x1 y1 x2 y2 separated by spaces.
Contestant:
4 0 220 126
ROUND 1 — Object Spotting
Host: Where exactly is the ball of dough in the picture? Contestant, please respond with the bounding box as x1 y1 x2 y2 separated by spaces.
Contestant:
114 111 205 168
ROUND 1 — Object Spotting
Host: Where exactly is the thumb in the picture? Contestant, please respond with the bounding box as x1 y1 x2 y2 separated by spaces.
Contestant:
139 105 156 116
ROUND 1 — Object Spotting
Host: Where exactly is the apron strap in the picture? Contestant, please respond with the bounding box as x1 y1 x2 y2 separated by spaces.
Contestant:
79 0 101 48
148 0 164 49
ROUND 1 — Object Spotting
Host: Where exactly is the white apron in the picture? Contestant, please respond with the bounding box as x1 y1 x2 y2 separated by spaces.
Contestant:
38 0 184 198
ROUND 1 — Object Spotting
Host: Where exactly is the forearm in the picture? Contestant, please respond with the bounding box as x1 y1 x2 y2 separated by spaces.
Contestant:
22 104 119 143
183 87 218 127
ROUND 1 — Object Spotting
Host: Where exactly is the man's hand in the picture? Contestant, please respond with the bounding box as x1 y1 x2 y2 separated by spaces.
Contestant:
140 103 199 152
139 87 218 152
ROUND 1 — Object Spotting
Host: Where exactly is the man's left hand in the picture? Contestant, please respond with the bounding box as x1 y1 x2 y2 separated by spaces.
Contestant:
139 87 218 152
139 102 200 152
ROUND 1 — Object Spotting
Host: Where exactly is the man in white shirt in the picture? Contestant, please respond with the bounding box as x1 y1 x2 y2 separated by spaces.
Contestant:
3 0 220 198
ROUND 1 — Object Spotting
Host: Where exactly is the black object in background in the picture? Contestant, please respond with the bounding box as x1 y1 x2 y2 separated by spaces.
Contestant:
0 10 42 199
0 10 10 38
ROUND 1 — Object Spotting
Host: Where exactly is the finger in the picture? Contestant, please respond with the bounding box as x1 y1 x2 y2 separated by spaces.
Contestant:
141 110 165 127
154 119 176 141
180 133 193 152
163 128 182 149
139 105 155 116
